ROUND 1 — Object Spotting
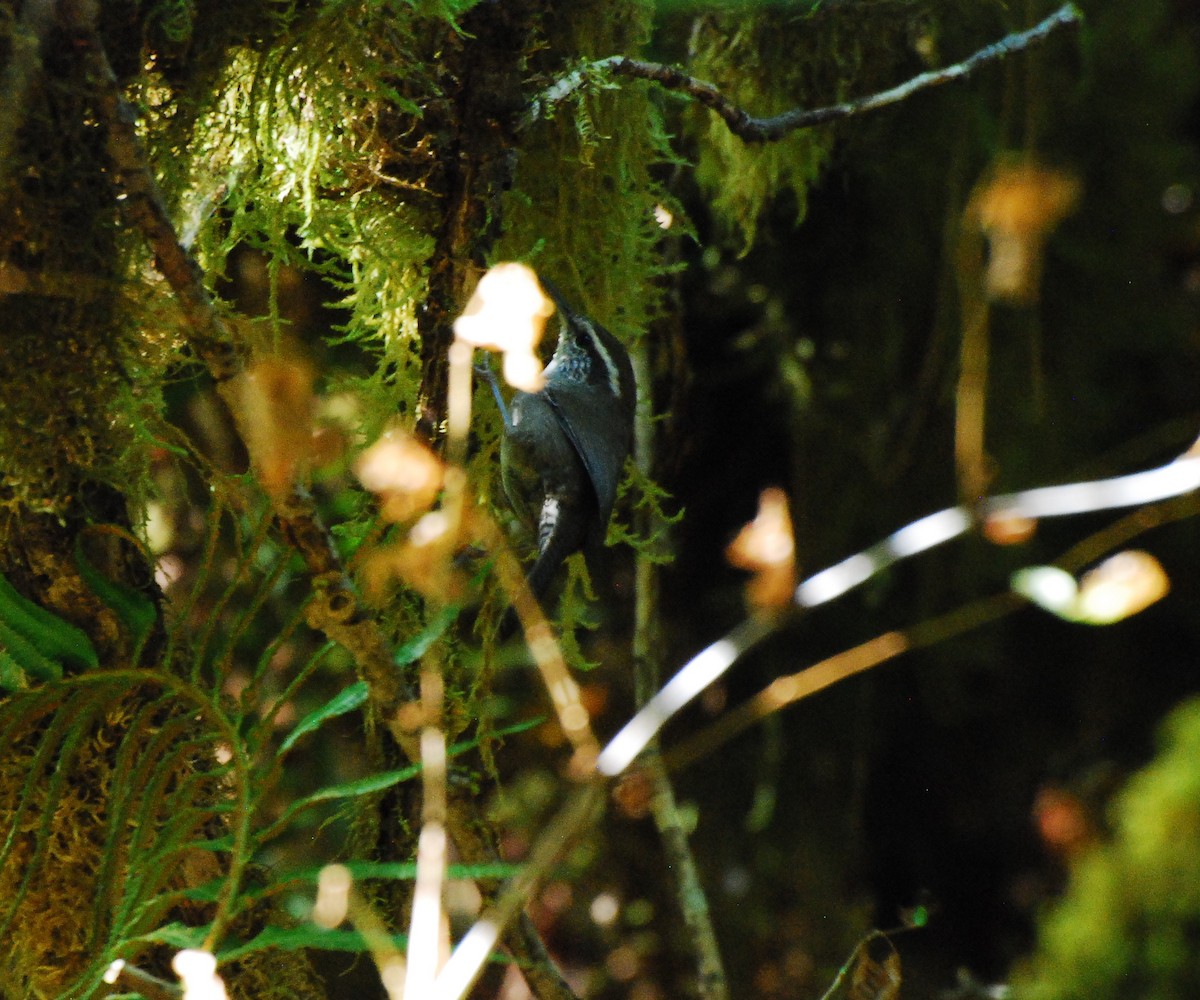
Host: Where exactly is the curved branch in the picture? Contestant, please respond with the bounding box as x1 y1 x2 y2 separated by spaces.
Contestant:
666 492 1200 772
72 26 243 382
598 453 1200 776
526 4 1083 143
67 4 410 725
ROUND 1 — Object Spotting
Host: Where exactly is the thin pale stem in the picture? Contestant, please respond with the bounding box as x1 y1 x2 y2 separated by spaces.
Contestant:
629 346 729 1000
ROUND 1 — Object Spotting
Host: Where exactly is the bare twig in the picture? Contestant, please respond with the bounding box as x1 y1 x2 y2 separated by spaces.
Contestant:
600 454 1200 775
664 622 980 774
433 782 607 1000
667 490 1200 772
525 4 1083 143
68 0 415 744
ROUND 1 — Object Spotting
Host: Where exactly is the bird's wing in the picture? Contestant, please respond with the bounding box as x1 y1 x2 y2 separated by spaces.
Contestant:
544 386 630 528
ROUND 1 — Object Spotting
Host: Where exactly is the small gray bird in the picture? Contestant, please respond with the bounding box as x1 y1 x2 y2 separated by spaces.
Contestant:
480 278 637 622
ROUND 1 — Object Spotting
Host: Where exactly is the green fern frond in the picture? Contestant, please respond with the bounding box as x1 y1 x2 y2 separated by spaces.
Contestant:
0 572 97 679
0 674 241 998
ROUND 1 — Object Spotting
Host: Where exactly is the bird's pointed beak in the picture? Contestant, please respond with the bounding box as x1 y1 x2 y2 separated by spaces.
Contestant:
536 276 575 324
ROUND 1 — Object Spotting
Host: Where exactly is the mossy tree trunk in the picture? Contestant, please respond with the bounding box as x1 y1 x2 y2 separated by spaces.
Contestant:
0 0 664 996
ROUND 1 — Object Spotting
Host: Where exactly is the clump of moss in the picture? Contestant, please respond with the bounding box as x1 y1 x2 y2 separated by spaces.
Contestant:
498 0 673 335
1012 696 1200 1000
686 1 983 253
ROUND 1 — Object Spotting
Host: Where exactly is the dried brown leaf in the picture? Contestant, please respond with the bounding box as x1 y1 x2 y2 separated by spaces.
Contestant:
236 356 316 497
849 937 901 1000
726 487 797 611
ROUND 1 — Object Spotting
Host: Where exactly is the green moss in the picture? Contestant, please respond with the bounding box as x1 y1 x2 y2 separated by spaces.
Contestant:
497 0 675 339
686 1 993 253
1013 697 1200 1000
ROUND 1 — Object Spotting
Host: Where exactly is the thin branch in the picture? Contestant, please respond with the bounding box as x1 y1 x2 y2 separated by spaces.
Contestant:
511 912 581 1000
598 453 1200 776
445 795 581 1000
667 490 1200 772
644 748 730 999
73 12 393 713
68 0 413 737
664 612 997 774
71 23 242 382
526 4 1083 143
433 782 607 1000
629 348 729 1000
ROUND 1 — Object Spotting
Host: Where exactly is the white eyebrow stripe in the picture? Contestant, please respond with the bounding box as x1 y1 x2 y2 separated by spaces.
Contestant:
580 318 622 395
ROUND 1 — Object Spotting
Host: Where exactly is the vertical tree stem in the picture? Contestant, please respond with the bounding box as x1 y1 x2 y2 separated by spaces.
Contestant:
630 346 731 1000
